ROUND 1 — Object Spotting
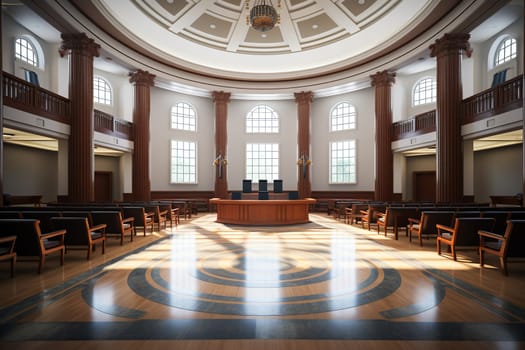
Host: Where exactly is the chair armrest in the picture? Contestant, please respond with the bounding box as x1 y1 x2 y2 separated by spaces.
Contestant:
90 223 107 232
159 210 168 216
0 235 17 244
145 211 155 218
360 210 368 215
408 218 420 224
41 229 67 240
436 224 453 233
478 230 504 241
122 217 135 224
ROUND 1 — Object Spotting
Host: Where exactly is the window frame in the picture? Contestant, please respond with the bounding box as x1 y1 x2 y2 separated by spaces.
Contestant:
245 143 280 183
246 104 279 134
93 75 113 106
494 37 517 67
170 102 197 132
330 101 357 132
170 140 198 184
412 77 437 107
329 139 357 184
14 36 39 67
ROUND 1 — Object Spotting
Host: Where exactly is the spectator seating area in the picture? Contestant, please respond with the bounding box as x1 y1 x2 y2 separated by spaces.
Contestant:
332 200 525 276
0 201 185 276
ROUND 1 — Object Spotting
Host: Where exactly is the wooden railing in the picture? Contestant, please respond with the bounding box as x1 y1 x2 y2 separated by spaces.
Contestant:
2 71 70 124
463 75 523 124
392 110 436 140
2 71 133 141
393 74 523 141
94 109 133 140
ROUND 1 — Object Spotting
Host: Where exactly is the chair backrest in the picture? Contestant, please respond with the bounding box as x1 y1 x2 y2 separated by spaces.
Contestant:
20 211 62 233
388 207 419 227
453 211 481 219
452 217 495 246
122 207 146 225
480 211 510 235
505 220 525 258
91 211 123 233
51 217 90 245
509 211 525 220
0 211 22 219
0 219 41 256
61 211 93 226
420 211 455 234
231 192 242 200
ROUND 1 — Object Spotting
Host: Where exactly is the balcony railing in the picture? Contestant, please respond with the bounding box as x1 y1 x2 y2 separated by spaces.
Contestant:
393 74 523 141
2 71 132 141
94 109 133 140
3 71 70 124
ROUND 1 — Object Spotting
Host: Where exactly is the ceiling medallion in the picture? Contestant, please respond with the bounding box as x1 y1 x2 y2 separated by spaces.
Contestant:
246 0 280 32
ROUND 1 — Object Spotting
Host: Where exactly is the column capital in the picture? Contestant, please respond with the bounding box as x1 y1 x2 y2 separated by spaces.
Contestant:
430 33 472 58
371 70 396 87
212 91 231 104
129 70 155 86
59 33 100 58
294 91 313 104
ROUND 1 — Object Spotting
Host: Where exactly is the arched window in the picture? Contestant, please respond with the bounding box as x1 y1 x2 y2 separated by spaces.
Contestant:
15 37 38 67
246 105 279 133
93 76 112 105
494 37 517 66
330 102 356 131
171 102 196 131
412 77 436 106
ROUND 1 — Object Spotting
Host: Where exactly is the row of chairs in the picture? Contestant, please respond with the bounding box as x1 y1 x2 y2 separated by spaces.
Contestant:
343 203 525 275
0 203 182 276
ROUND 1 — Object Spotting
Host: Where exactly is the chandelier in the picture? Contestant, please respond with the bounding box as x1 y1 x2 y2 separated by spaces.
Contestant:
246 0 280 32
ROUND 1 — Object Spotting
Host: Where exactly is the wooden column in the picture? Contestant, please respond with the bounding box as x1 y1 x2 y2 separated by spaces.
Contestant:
371 71 396 201
295 91 313 199
129 70 155 201
430 33 472 203
60 33 100 202
0 10 3 206
213 91 231 199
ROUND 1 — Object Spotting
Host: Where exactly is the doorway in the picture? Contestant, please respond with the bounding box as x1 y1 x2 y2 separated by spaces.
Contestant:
95 171 113 202
413 171 436 202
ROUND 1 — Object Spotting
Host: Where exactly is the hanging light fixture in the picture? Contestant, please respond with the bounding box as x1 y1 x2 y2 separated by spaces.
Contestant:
246 0 280 32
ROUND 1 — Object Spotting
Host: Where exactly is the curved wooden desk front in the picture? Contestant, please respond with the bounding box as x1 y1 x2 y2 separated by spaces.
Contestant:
209 198 316 225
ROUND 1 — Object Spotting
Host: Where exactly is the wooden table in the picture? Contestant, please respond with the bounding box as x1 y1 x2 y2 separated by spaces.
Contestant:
209 198 316 225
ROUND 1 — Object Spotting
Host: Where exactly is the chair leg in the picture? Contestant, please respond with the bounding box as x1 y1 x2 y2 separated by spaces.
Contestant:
60 248 65 266
500 257 508 276
38 255 45 274
10 255 16 278
479 248 484 267
437 239 441 255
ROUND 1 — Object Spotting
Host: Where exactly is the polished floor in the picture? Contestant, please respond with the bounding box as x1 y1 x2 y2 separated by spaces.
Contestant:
1 213 524 349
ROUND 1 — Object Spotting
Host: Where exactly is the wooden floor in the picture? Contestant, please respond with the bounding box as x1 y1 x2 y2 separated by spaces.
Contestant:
1 213 524 350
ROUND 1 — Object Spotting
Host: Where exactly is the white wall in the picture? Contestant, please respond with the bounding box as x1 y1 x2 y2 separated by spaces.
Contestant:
311 87 376 191
149 87 215 191
474 144 522 203
3 143 58 202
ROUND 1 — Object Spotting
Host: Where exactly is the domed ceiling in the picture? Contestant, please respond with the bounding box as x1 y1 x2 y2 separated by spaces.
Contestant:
23 0 508 95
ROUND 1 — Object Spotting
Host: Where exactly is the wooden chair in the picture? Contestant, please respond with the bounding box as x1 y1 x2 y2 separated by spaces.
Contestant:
145 205 167 231
51 217 106 260
345 203 368 225
158 202 178 228
478 219 525 275
20 211 62 233
360 203 386 231
0 219 66 274
437 217 495 261
60 211 94 226
408 211 455 246
377 207 419 240
91 211 134 245
0 235 17 277
122 207 154 236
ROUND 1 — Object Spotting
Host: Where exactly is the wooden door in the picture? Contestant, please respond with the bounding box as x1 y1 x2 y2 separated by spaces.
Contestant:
94 171 112 202
413 171 436 202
